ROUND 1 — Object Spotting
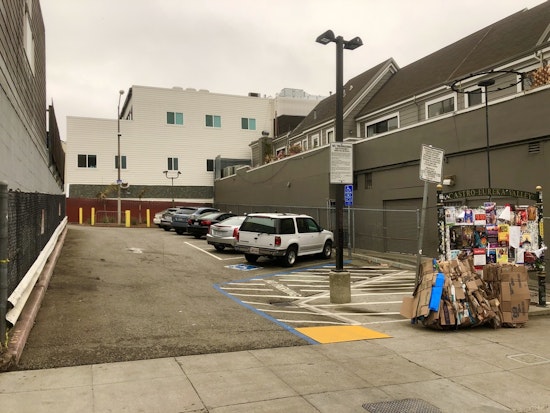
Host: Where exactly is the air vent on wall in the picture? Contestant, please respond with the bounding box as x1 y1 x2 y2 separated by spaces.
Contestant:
528 142 541 154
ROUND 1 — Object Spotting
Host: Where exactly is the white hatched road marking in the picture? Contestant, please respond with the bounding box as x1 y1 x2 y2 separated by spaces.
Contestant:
218 265 417 327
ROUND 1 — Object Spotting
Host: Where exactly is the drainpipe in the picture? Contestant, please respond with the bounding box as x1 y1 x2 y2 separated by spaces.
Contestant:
0 182 8 348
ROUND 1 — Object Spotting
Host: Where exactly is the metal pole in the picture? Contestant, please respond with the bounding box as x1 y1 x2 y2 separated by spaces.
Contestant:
335 35 344 272
415 181 429 286
117 90 124 226
171 178 175 207
484 86 491 191
0 181 8 348
536 185 546 307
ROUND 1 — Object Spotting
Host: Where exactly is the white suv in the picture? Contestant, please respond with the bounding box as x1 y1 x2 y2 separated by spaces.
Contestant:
235 213 333 267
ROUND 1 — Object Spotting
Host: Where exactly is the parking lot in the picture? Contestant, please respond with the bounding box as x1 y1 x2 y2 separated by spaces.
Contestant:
17 224 412 370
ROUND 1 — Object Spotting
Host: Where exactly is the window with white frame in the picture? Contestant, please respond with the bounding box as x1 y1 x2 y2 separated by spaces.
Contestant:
167 112 183 125
78 154 97 168
327 130 334 144
115 155 127 169
366 114 398 137
167 157 179 170
426 94 455 119
464 87 483 108
312 134 320 148
302 139 308 151
241 118 256 130
205 114 221 128
23 1 35 74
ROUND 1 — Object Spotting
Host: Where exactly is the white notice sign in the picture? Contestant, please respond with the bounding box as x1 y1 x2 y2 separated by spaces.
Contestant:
330 142 353 184
419 144 444 183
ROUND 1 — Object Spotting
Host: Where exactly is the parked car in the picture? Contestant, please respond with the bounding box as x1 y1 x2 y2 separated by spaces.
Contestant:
159 207 188 231
187 211 236 239
235 213 333 266
153 209 170 227
206 215 247 251
172 206 218 235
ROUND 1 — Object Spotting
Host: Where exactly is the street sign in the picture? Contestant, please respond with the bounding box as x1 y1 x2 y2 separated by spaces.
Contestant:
330 142 353 184
344 184 353 206
419 144 444 183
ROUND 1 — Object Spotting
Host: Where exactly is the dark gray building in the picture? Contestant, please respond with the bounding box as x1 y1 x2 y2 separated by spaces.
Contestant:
214 2 550 260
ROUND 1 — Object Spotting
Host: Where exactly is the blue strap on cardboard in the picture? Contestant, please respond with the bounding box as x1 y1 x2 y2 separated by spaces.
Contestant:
429 272 445 311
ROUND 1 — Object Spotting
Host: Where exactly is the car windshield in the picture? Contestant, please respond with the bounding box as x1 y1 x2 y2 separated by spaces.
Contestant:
216 216 246 226
197 212 221 220
176 208 196 214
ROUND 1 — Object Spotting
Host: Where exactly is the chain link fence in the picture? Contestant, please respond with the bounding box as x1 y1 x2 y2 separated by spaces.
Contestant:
5 190 66 296
214 203 420 255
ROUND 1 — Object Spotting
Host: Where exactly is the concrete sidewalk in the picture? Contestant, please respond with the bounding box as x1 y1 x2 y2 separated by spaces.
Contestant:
1 315 550 412
1 248 549 412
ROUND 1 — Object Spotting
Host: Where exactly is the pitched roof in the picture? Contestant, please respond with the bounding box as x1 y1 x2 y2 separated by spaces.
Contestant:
289 58 396 137
358 1 550 115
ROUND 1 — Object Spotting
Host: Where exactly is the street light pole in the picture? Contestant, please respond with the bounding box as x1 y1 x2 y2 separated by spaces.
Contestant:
316 30 362 272
478 79 495 196
163 170 181 207
117 89 124 225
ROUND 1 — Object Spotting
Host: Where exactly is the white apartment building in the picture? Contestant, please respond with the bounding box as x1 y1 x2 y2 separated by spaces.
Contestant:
65 85 320 204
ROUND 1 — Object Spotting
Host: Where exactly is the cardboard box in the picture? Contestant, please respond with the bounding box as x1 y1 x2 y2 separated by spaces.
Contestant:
501 298 530 324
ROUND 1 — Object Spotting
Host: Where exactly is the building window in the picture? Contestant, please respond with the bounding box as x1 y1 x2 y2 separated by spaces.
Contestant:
78 154 97 168
23 3 35 74
302 139 308 151
115 155 127 169
167 157 179 171
241 118 256 130
276 147 286 159
167 112 183 125
365 173 372 189
465 88 483 108
312 134 320 148
427 95 455 118
366 115 398 137
327 130 334 144
205 114 221 128
206 159 214 171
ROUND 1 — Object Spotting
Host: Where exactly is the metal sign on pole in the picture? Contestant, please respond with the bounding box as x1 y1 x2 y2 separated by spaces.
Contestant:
416 145 444 285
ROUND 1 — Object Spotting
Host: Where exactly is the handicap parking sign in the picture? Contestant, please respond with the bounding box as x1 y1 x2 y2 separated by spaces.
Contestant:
344 184 353 206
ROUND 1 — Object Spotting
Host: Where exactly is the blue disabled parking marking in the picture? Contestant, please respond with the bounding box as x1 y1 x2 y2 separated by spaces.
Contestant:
225 263 261 271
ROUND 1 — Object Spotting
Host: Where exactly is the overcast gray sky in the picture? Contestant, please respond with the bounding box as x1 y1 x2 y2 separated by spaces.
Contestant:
41 0 547 140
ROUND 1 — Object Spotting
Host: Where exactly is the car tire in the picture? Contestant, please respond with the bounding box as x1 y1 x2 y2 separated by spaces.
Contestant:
281 245 298 267
244 254 259 263
175 229 184 235
214 244 225 252
163 226 170 231
193 234 202 239
320 240 333 259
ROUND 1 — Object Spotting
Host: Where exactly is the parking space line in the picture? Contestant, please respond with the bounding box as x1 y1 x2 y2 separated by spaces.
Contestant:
184 241 243 261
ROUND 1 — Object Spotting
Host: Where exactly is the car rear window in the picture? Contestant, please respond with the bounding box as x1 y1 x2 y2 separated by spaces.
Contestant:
240 216 276 234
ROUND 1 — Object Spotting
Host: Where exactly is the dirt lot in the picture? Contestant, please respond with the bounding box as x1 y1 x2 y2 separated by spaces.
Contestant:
17 225 306 370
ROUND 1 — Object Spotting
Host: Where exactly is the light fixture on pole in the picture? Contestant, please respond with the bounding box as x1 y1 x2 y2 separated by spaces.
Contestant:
478 78 495 196
163 170 181 207
117 89 124 225
316 30 362 272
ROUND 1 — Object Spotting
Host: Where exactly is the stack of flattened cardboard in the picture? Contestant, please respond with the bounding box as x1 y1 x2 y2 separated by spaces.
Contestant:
483 263 530 326
401 257 528 329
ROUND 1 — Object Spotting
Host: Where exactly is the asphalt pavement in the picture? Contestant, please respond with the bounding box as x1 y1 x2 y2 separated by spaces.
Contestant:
1 226 550 412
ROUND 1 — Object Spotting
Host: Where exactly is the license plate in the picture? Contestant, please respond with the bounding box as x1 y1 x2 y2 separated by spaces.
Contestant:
250 247 259 254
194 222 199 226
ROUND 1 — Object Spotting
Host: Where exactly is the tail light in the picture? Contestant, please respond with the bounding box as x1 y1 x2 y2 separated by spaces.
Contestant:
233 228 239 239
201 220 212 226
275 236 281 246
187 219 193 224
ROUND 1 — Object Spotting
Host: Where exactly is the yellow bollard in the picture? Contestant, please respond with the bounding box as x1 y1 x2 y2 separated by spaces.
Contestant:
125 210 131 227
146 209 151 227
91 207 95 226
79 207 83 224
